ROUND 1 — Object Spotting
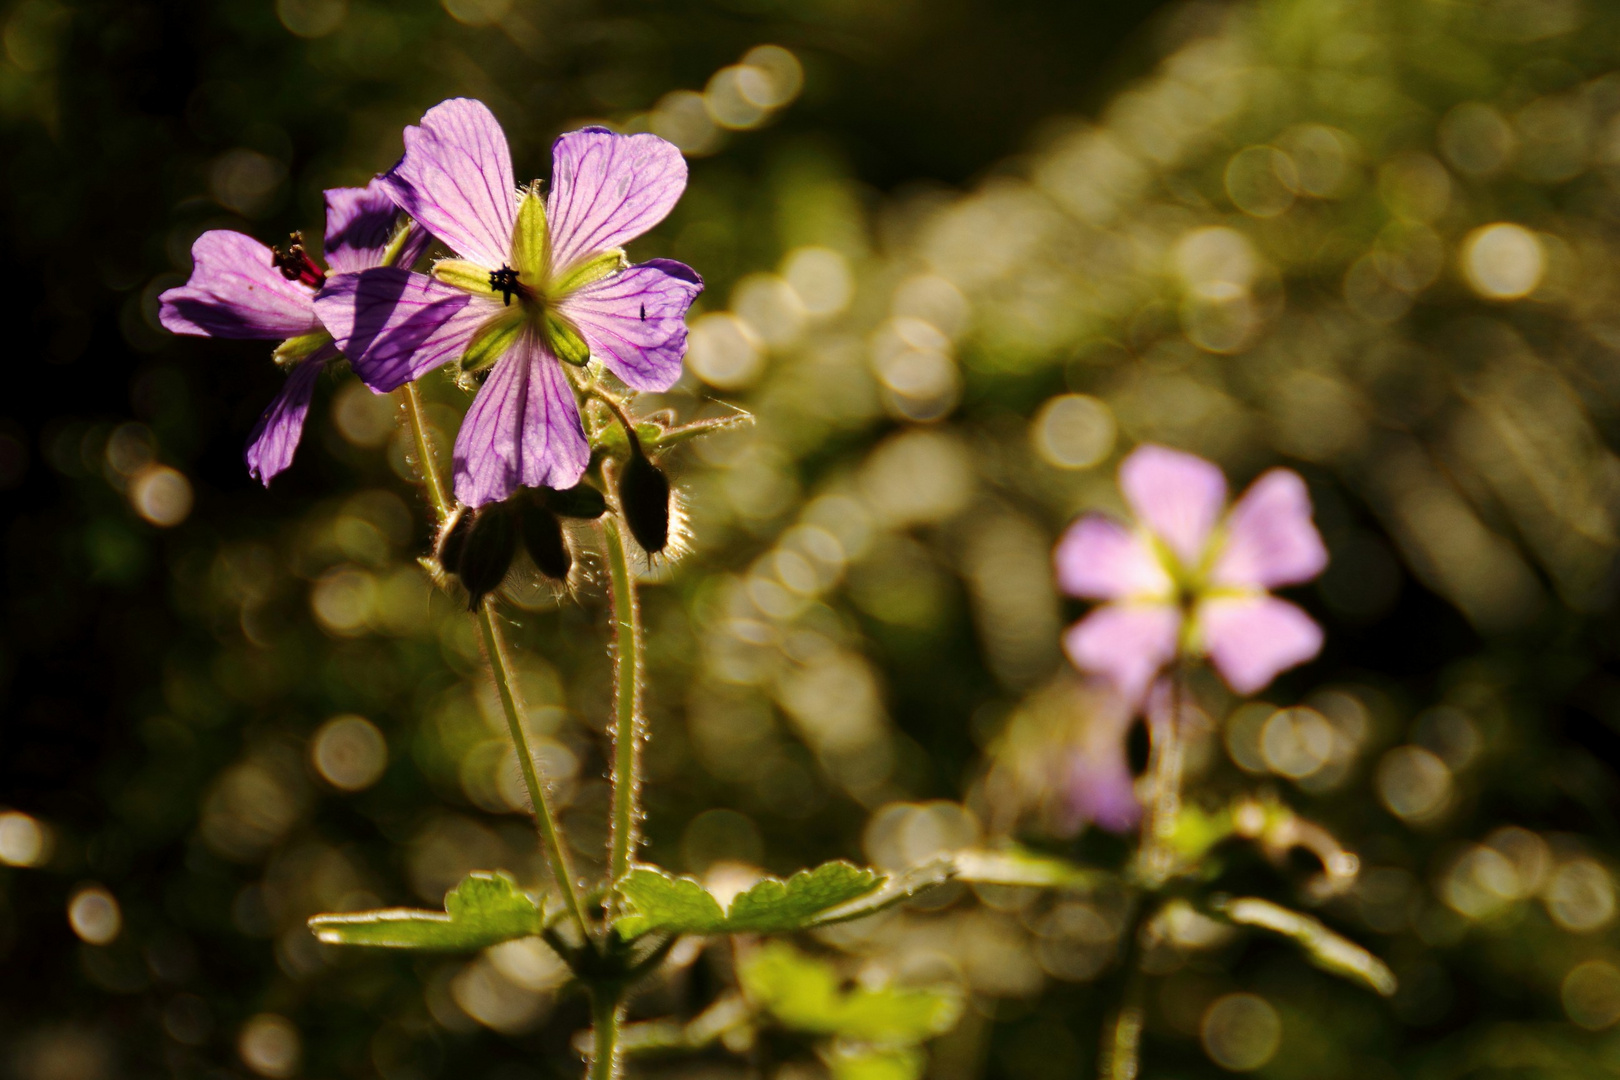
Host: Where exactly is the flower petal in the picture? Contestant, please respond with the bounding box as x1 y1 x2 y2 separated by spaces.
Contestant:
323 178 429 274
1119 444 1228 571
546 128 687 272
453 331 590 506
1054 514 1173 601
1065 692 1140 833
244 351 329 485
1210 469 1328 589
557 258 702 391
1062 602 1181 708
314 268 493 393
1196 594 1323 695
381 98 516 270
160 231 317 340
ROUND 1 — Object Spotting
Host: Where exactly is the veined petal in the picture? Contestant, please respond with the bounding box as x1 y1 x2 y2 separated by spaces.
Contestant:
452 331 590 507
244 350 329 485
382 98 517 270
556 258 702 391
546 128 687 273
1195 594 1323 695
323 178 429 274
314 268 493 393
160 231 317 340
1119 444 1227 572
1054 514 1173 601
1210 469 1328 589
1061 602 1181 708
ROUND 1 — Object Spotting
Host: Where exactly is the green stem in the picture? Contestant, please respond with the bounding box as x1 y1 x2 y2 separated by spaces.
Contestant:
1140 668 1186 887
399 379 588 941
589 988 623 1080
1101 897 1150 1080
602 515 643 885
477 599 590 941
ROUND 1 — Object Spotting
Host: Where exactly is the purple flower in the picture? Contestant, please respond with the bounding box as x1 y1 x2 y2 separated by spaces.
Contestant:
159 180 428 484
1054 444 1329 705
315 98 703 507
1062 688 1142 833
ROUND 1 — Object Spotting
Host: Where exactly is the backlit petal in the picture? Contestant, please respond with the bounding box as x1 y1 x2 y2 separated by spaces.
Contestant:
381 98 516 269
1210 469 1328 589
453 331 591 507
323 179 429 274
557 258 702 391
1196 594 1323 695
244 351 330 485
160 231 316 340
314 268 493 392
1061 602 1181 708
1119 444 1227 571
1054 514 1173 601
546 128 687 272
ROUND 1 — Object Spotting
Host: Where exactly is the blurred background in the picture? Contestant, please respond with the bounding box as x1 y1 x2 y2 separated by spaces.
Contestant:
7 0 1620 1076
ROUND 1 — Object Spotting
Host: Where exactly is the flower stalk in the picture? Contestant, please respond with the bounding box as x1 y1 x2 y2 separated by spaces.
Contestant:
602 513 644 885
589 988 625 1080
1140 669 1187 887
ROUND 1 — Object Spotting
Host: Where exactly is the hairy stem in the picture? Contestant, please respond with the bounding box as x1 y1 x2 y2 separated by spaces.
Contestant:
589 988 623 1080
400 379 588 940
1140 668 1186 886
1100 897 1150 1080
602 515 643 885
477 601 590 940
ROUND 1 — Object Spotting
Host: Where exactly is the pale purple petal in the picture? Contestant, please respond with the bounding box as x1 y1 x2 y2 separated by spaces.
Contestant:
323 179 429 274
1210 469 1328 590
1064 692 1140 833
1119 444 1228 571
244 350 329 485
314 268 493 392
381 98 516 270
160 231 317 340
1054 514 1173 601
546 128 687 272
453 331 591 507
1062 602 1181 708
1196 594 1323 695
556 259 702 392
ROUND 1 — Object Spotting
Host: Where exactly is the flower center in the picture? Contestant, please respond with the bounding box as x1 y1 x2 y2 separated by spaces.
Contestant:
489 265 531 307
271 231 325 289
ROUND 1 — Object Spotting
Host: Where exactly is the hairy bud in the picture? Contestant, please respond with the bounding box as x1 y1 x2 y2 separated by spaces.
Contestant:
542 482 608 519
436 507 474 575
457 505 517 610
618 451 671 555
519 500 572 581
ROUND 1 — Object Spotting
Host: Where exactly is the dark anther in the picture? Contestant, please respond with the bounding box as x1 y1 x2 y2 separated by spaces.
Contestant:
490 266 523 306
271 231 325 288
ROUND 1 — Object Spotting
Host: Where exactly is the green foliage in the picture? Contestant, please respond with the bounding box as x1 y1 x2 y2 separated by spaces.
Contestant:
308 872 551 951
1210 896 1398 997
738 941 963 1045
823 1046 927 1080
615 861 884 937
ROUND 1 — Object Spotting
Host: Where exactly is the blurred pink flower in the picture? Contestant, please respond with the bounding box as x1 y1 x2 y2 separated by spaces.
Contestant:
1054 444 1328 705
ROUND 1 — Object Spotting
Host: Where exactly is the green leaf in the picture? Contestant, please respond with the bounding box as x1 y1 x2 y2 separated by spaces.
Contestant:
1209 895 1397 996
615 861 885 938
308 871 550 951
740 941 962 1045
823 1046 926 1080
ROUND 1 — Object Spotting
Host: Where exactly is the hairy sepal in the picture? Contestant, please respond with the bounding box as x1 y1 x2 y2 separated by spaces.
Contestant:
433 258 503 299
511 184 550 287
552 248 627 296
460 310 525 376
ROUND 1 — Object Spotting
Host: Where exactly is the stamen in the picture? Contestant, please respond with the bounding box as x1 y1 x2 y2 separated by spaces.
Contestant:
271 231 326 288
490 266 524 306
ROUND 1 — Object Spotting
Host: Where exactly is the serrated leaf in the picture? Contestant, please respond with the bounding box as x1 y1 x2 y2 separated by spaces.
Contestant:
740 941 962 1046
308 871 549 951
1210 895 1397 996
615 861 885 938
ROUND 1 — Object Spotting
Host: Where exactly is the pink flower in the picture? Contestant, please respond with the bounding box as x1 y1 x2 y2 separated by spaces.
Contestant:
1054 445 1328 706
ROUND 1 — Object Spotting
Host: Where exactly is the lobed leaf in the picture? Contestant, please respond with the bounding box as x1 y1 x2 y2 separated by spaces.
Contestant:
615 861 884 938
740 941 963 1046
308 871 550 951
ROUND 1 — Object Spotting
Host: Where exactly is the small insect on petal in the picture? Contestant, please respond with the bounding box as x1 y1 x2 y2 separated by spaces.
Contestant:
518 499 572 581
618 451 671 555
458 505 518 610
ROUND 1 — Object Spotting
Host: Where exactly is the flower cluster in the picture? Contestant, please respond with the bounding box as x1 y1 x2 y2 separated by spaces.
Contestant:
160 99 701 504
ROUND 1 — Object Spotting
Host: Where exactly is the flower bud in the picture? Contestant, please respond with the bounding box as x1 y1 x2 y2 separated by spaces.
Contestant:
457 505 517 610
542 482 608 519
436 507 474 574
518 500 572 581
618 451 670 555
